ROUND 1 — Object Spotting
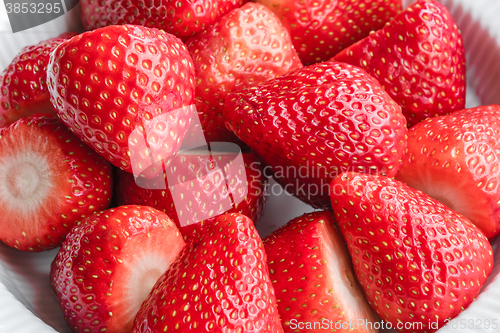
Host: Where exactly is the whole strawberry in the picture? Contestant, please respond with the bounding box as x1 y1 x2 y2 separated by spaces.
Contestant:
115 147 268 229
224 62 407 208
0 114 112 251
80 0 245 40
47 25 195 178
132 212 283 333
0 32 75 127
397 105 500 239
331 172 494 333
333 0 466 127
51 205 185 333
264 211 378 333
186 2 303 143
257 0 401 65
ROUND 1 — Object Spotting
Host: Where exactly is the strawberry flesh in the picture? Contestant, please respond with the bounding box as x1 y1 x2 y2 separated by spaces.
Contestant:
0 32 76 127
331 172 494 333
51 205 185 333
397 105 500 239
186 2 303 143
132 213 283 333
0 114 112 251
47 25 196 177
224 62 407 208
333 0 466 127
264 210 379 333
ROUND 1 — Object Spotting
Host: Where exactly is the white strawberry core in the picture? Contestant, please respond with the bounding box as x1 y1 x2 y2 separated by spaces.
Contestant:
324 224 379 329
0 151 52 215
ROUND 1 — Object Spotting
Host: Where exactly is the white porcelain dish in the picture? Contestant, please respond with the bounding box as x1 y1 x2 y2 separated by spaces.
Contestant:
0 0 500 332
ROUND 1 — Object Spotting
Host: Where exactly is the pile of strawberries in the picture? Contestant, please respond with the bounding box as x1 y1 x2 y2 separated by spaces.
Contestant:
0 0 497 332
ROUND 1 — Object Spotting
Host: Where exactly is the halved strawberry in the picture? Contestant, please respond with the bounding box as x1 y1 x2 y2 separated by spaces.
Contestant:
331 172 494 333
185 2 303 143
332 0 466 127
224 61 407 208
257 0 401 65
0 32 76 127
132 212 283 333
397 105 500 239
51 205 185 333
80 0 245 40
47 25 196 178
0 114 112 251
115 145 268 229
264 210 378 333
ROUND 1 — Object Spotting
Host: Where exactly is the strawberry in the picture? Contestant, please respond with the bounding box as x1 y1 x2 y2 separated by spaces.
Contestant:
47 25 196 178
396 105 500 240
80 0 245 40
257 0 402 65
0 114 112 252
115 146 268 229
264 210 379 333
330 172 494 333
132 212 283 333
224 61 407 208
0 32 76 128
51 205 185 333
332 0 466 127
185 2 303 143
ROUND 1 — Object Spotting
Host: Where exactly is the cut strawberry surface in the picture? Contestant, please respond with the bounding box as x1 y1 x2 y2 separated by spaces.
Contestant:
47 25 196 177
0 32 76 127
51 205 185 333
115 146 268 229
331 172 494 333
264 211 378 333
186 2 303 143
397 105 500 239
0 114 112 251
132 212 283 333
224 62 407 208
332 0 466 127
257 0 401 65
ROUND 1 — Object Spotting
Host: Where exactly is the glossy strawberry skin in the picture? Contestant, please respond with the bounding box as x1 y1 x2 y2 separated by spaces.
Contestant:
51 205 185 333
185 2 303 143
0 32 76 128
264 211 378 333
397 105 500 239
81 0 245 40
132 212 283 333
224 62 407 208
115 148 268 229
257 0 401 65
47 25 195 177
331 172 494 333
333 0 466 127
0 114 112 251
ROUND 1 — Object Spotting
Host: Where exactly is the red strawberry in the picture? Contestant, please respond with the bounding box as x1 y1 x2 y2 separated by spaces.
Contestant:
115 146 268 229
0 32 76 128
51 205 185 333
332 0 466 127
47 25 196 178
330 172 494 333
0 114 112 251
132 212 283 333
224 62 407 208
185 2 303 143
80 0 245 40
397 105 500 239
257 0 401 65
264 211 379 333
